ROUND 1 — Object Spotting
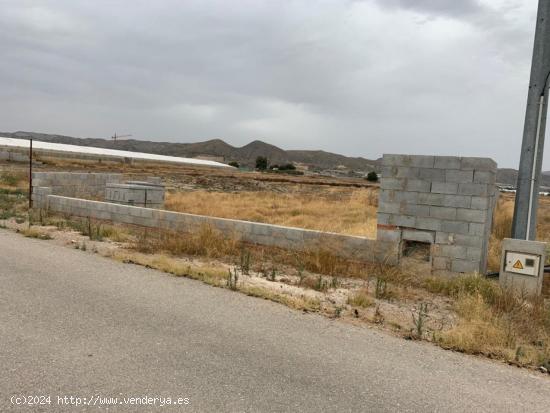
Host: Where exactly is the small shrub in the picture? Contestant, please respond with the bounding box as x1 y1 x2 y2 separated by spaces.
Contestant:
278 163 296 171
296 264 305 286
227 267 239 291
375 278 390 299
347 289 373 308
255 156 268 170
366 171 378 182
239 248 251 275
268 267 277 281
412 303 429 339
301 275 328 292
228 161 240 168
315 275 328 292
22 227 52 240
0 172 19 187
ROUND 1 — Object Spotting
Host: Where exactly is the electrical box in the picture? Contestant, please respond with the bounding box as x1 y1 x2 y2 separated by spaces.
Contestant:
504 252 540 276
500 238 547 296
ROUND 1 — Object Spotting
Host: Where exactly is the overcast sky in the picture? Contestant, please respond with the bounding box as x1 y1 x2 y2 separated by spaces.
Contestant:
0 0 544 168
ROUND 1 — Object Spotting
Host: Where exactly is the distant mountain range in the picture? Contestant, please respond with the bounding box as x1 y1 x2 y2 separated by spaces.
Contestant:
0 131 379 172
2 131 549 187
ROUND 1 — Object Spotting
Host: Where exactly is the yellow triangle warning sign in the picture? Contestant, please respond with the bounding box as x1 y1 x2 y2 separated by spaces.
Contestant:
513 260 524 270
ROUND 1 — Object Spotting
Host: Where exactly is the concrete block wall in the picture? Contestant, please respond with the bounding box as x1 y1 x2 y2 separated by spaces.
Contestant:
31 187 53 209
0 148 30 162
105 182 165 207
378 154 498 274
42 195 390 263
32 172 122 200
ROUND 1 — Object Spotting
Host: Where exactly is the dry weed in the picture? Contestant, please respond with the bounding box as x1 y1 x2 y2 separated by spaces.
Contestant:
165 188 378 237
347 289 373 308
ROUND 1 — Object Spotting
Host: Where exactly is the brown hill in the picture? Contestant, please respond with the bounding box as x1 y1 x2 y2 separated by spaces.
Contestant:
1 131 378 171
4 131 538 185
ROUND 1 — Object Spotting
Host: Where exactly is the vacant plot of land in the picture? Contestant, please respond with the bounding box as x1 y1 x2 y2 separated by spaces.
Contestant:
4 159 550 370
165 187 379 237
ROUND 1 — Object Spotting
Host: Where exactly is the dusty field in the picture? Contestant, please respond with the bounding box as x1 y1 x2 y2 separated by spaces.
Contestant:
165 187 379 236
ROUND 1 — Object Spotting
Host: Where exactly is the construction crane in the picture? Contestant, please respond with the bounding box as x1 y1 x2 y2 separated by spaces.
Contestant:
111 133 132 141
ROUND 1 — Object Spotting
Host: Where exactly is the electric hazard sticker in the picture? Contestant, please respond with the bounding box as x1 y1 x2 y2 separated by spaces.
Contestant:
512 260 524 270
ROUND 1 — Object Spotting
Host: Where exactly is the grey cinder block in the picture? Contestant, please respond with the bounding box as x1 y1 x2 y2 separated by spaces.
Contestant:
441 220 470 235
417 193 445 206
432 257 451 270
458 183 489 197
460 157 497 171
470 196 489 210
446 170 474 184
382 154 410 166
377 213 392 225
402 229 434 244
396 167 420 178
442 195 471 208
394 191 419 203
381 178 406 191
451 259 480 273
435 232 453 245
406 179 431 192
416 217 442 231
434 156 461 170
453 234 483 248
456 208 487 223
429 206 457 220
473 171 496 184
431 182 458 194
393 215 416 227
418 168 446 181
437 245 468 258
381 166 397 178
378 202 401 214
383 154 435 168
379 189 395 204
466 247 482 261
402 204 430 217
469 223 486 236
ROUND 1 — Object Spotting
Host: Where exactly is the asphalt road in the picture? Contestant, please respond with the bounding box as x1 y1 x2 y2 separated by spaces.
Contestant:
1 229 549 412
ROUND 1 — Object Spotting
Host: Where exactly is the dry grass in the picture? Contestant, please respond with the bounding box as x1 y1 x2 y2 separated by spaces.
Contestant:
132 224 240 258
109 250 228 286
420 272 550 366
124 221 370 278
487 193 550 271
487 197 514 271
165 188 378 237
0 169 29 221
240 285 321 312
21 227 52 240
0 170 28 191
105 249 321 311
348 288 374 308
439 295 511 356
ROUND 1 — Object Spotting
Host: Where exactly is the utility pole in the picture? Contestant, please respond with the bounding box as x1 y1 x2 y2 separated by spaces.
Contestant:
28 138 33 209
512 0 550 240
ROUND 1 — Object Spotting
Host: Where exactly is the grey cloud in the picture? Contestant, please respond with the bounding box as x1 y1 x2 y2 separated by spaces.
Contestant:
371 0 484 17
0 1 544 168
